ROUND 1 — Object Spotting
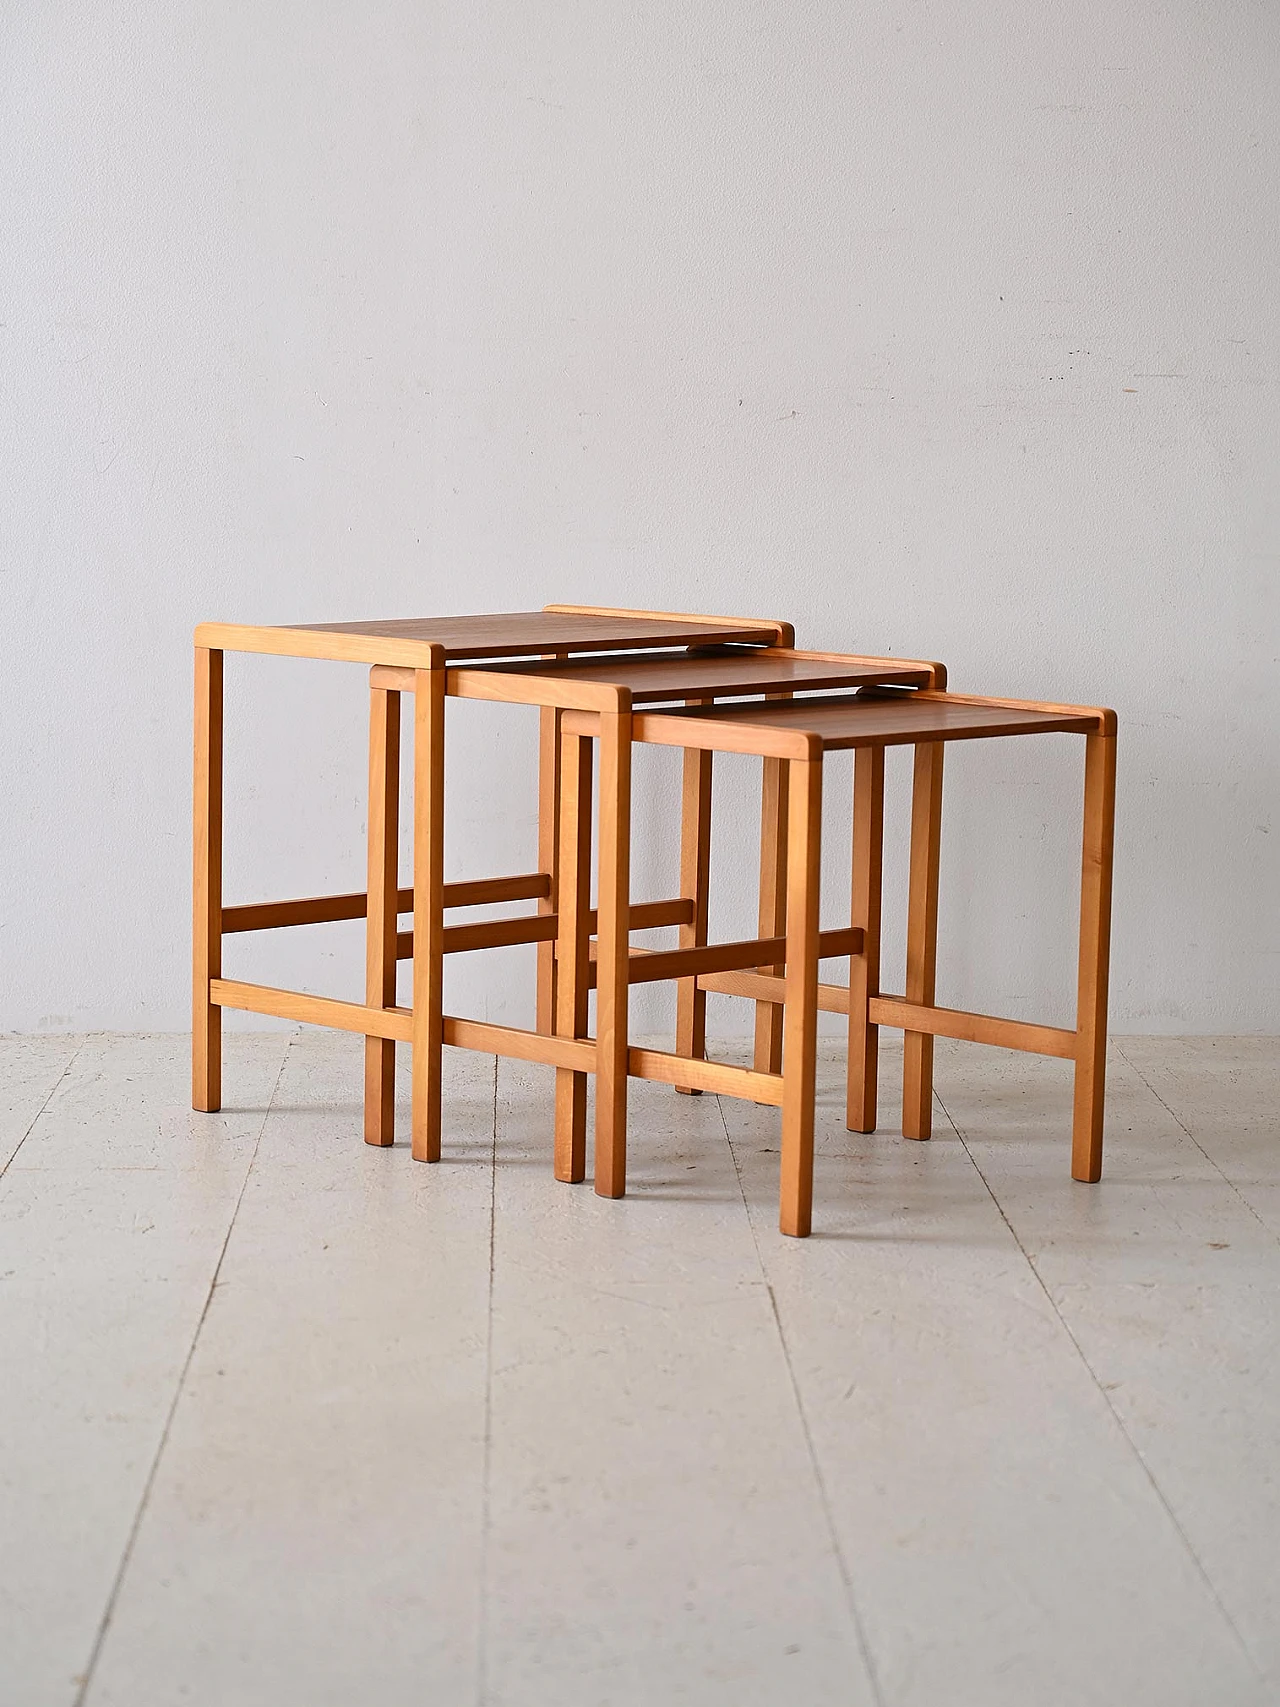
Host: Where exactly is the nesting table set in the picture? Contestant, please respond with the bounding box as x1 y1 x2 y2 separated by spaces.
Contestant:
193 605 1116 1236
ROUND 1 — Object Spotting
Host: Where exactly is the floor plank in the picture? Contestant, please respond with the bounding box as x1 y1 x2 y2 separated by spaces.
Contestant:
935 1037 1280 1692
0 1033 85 1171
3 1033 1277 1707
83 1034 495 1707
721 1041 1266 1707
1116 1036 1280 1239
0 1033 292 1707
481 1058 874 1706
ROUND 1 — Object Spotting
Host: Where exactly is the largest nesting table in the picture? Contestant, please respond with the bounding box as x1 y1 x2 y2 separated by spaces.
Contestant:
192 608 787 1139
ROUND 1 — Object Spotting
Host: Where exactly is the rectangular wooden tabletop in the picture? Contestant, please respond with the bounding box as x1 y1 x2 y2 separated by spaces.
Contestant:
462 646 937 703
194 611 778 667
620 690 1107 757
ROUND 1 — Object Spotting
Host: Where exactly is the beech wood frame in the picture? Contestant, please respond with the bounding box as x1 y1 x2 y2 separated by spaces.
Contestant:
554 691 1116 1235
195 609 1114 1242
194 610 959 1161
195 606 811 1155
355 645 943 1174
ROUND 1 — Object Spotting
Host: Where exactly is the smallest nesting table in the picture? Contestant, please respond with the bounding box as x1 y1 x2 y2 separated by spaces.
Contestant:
554 686 1116 1236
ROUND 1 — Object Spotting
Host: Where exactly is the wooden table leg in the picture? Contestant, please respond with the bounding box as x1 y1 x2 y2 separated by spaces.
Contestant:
1072 729 1116 1182
753 755 789 1077
903 741 944 1141
847 745 884 1133
411 657 446 1163
554 730 592 1182
192 646 223 1112
675 727 713 1089
535 657 566 1035
780 756 822 1238
365 683 400 1146
594 704 632 1199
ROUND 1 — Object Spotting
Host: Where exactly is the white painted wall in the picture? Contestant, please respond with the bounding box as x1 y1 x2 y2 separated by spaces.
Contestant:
3 1 1277 1035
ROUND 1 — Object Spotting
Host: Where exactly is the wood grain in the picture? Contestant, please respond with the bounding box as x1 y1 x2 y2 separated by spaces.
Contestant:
398 896 693 962
753 755 789 1079
611 928 860 987
902 742 945 1141
397 915 559 958
411 658 446 1162
1072 730 1117 1181
364 684 400 1146
554 732 593 1183
192 648 223 1113
543 602 793 647
871 996 1076 1059
220 872 549 934
690 974 1077 1061
211 979 411 1041
695 968 835 1007
590 898 693 933
443 1015 594 1074
908 686 1112 734
626 1047 783 1105
451 648 935 703
847 746 884 1133
779 758 823 1238
621 693 1101 752
562 706 817 759
675 722 713 1087
594 706 632 1199
444 871 552 908
536 663 566 1035
197 611 780 667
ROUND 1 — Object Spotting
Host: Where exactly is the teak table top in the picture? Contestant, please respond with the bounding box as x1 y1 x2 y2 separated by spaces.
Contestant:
194 611 779 667
464 646 939 703
564 690 1111 759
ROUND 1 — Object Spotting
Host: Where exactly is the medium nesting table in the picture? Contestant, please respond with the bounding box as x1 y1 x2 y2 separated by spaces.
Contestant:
365 643 948 1182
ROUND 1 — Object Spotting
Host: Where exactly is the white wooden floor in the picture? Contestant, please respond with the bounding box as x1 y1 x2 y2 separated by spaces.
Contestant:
2 1031 1277 1706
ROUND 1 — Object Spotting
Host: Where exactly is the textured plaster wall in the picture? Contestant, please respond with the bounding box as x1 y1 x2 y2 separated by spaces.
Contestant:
2 1 1277 1033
